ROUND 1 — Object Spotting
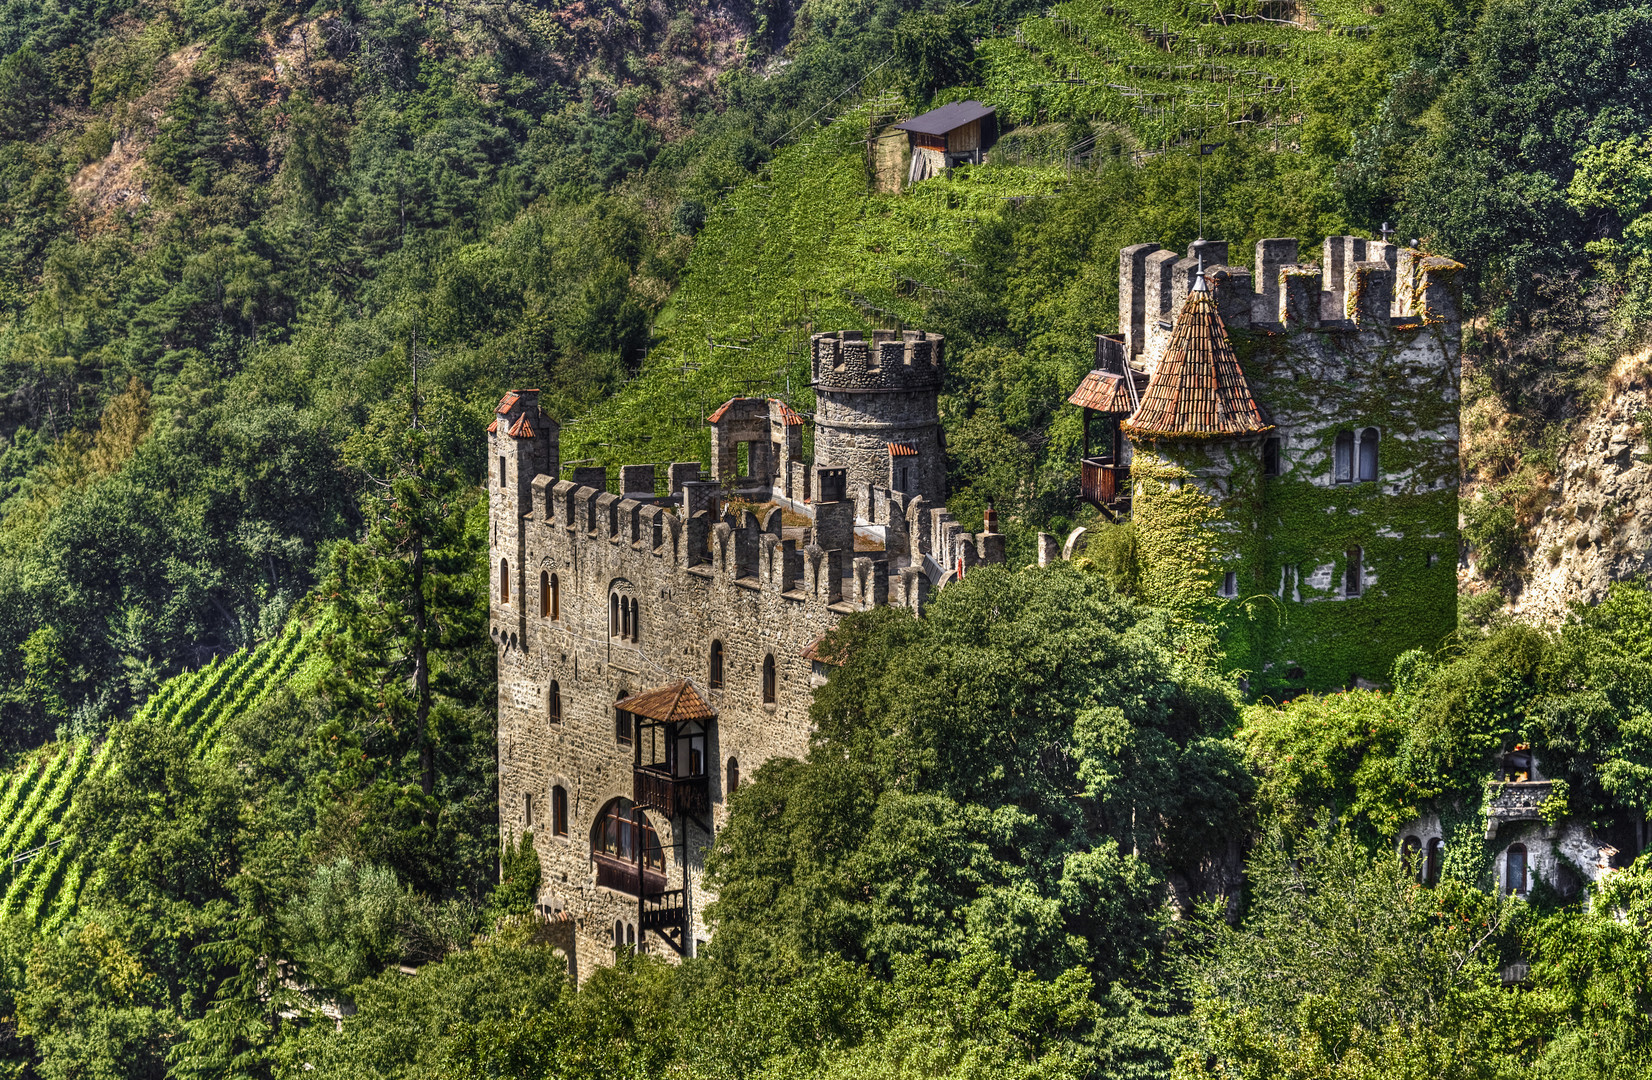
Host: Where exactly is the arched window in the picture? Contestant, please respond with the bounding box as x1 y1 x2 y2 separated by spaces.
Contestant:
615 691 632 744
762 654 777 704
1401 836 1421 878
552 785 568 837
548 681 562 724
614 920 624 945
1358 428 1379 482
710 641 724 689
610 593 620 636
592 797 664 871
550 574 559 619
1334 430 1354 483
626 924 635 945
629 598 640 643
540 571 551 617
621 596 630 638
1506 844 1528 894
1426 838 1443 886
1345 547 1363 597
500 559 510 604
727 757 740 795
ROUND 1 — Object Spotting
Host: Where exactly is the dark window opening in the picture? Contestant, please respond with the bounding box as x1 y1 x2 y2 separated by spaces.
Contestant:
710 641 724 689
500 559 510 604
1426 838 1443 886
629 598 640 643
1262 437 1280 476
1504 752 1532 783
1358 427 1379 482
540 571 551 617
552 785 568 837
1344 547 1363 597
616 692 632 744
1334 430 1354 484
762 654 777 704
499 455 507 488
1506 844 1528 894
1219 571 1238 598
1401 835 1421 878
548 681 561 723
551 573 560 618
727 757 739 795
524 791 534 828
610 593 620 636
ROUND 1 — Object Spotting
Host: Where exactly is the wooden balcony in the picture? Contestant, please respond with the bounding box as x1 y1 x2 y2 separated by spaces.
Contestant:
634 766 710 819
593 853 667 897
1081 459 1131 517
640 889 687 933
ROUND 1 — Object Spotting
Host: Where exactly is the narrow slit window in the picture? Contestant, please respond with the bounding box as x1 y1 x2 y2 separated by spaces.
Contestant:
1262 437 1280 476
710 641 724 689
552 785 568 837
1344 547 1363 597
524 791 533 827
500 455 507 488
610 593 620 636
551 573 560 619
540 571 551 617
727 757 740 795
1425 838 1443 886
615 692 632 744
762 654 777 704
548 681 561 723
500 559 510 604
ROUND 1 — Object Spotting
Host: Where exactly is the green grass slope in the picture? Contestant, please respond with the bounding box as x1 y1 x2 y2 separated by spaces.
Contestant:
0 617 326 934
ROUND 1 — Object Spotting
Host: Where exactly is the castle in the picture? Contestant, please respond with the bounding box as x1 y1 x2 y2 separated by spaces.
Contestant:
1062 236 1464 693
491 235 1468 972
490 330 1003 976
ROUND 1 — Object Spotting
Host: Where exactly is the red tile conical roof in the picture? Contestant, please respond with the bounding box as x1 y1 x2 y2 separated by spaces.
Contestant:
1123 276 1270 439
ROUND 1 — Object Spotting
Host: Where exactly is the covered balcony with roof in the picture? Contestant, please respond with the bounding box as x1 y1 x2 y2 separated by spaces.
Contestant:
620 680 715 828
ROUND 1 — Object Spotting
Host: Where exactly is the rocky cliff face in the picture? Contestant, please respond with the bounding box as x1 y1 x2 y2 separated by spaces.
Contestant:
1514 351 1652 622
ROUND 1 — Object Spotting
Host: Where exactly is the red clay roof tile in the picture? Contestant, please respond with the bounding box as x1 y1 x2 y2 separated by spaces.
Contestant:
1123 284 1271 439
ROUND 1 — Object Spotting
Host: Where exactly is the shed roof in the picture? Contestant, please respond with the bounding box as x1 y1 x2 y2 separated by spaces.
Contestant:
895 100 996 136
1122 277 1271 439
1068 371 1133 413
619 680 716 723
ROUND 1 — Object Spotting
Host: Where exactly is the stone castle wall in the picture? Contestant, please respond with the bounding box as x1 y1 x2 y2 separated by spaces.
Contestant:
489 373 1001 975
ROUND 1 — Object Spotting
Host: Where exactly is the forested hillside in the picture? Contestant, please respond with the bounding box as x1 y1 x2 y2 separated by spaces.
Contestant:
5 0 1652 1074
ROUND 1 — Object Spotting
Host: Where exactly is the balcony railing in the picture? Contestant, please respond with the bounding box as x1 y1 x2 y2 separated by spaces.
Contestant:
1081 459 1130 514
593 853 667 897
1485 780 1556 837
640 888 687 933
634 766 711 819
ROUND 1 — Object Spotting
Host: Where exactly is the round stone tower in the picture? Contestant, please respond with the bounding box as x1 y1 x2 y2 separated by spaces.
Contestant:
811 329 945 520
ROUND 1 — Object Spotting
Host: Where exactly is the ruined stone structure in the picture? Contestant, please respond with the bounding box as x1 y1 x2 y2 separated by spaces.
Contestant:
1064 237 1464 693
489 330 1003 977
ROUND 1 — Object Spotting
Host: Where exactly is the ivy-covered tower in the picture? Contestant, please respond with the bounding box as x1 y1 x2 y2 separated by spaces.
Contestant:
1078 237 1463 695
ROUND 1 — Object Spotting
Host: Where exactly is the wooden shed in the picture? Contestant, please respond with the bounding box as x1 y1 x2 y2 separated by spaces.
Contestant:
895 101 997 185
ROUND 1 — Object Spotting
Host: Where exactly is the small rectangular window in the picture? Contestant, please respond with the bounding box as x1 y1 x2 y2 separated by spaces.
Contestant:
616 709 632 745
1219 571 1238 598
1262 437 1280 477
1345 547 1363 597
500 455 507 488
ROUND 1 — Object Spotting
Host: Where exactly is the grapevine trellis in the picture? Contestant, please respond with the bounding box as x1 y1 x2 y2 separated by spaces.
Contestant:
0 616 325 932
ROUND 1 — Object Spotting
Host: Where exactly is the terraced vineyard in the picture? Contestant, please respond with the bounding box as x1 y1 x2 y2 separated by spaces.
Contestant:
0 617 327 933
980 0 1380 150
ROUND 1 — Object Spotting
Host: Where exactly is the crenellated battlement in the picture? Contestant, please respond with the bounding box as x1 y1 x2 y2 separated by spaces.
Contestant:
811 329 944 392
1118 237 1465 368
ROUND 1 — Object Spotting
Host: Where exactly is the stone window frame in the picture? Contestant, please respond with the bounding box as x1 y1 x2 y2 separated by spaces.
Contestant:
609 579 639 642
